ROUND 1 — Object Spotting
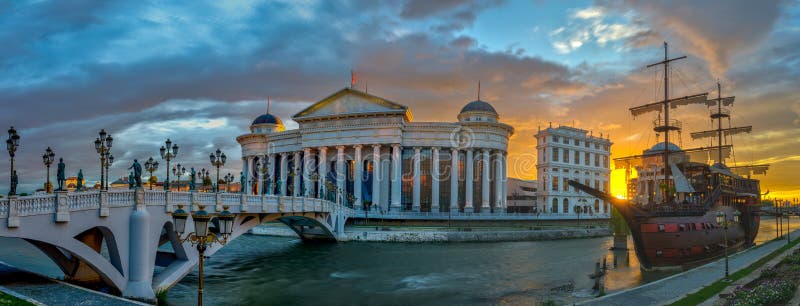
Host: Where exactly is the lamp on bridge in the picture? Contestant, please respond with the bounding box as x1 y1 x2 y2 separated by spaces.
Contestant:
42 147 55 193
716 210 740 280
105 152 114 189
172 164 186 191
94 129 113 190
160 139 179 190
7 126 20 196
199 168 210 192
223 173 234 193
144 157 159 191
171 203 235 306
209 149 226 193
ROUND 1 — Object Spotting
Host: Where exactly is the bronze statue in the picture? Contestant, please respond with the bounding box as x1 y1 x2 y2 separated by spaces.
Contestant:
189 167 196 191
76 169 84 190
10 170 18 196
56 158 66 191
128 172 134 189
128 159 143 187
240 171 245 193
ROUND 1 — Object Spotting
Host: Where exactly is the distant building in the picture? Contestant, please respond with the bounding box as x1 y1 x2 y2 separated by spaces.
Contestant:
64 176 85 191
506 178 537 213
535 125 612 216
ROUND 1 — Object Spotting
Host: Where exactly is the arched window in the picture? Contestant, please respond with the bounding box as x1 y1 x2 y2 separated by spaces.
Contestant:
594 199 600 213
604 202 609 214
552 198 559 213
563 198 569 214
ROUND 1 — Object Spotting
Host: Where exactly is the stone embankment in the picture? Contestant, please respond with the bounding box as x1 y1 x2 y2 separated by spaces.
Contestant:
249 224 610 242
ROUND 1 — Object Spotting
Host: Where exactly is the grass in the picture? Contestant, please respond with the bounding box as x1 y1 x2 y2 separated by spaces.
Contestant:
667 236 800 306
0 292 34 306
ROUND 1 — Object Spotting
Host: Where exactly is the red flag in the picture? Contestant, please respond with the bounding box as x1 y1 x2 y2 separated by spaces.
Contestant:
351 70 356 88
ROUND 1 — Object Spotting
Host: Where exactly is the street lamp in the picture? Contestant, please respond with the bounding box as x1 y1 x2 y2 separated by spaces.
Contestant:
172 164 186 191
577 198 587 227
209 149 226 193
224 173 234 193
171 204 235 306
105 151 114 189
42 147 55 193
160 139 179 190
144 157 159 190
716 210 740 280
94 129 113 190
7 127 20 196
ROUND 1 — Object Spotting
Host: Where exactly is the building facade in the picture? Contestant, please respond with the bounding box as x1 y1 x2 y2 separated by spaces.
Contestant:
535 125 612 216
237 88 514 213
506 178 537 213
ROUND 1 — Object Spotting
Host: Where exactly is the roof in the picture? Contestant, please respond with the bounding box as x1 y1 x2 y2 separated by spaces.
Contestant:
644 142 682 154
292 88 412 121
252 113 284 126
460 100 497 114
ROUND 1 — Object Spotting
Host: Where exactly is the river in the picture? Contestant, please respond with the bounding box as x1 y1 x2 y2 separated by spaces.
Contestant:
0 216 794 305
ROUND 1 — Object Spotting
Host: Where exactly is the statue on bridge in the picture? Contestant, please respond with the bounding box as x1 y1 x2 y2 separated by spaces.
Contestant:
128 172 134 189
128 159 143 187
239 171 245 193
56 158 66 191
189 168 196 191
76 169 84 190
10 170 18 196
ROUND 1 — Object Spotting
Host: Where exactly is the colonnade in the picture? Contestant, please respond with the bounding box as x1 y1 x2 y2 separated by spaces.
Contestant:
242 144 508 213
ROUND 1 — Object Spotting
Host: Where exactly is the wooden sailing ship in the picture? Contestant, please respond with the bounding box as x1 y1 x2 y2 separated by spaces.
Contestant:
570 42 768 270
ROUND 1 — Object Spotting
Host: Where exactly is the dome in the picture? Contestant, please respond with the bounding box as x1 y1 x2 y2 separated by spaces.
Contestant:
460 100 497 114
645 142 682 154
251 113 283 126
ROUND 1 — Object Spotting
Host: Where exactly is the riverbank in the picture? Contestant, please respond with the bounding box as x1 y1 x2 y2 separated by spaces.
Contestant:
579 228 800 306
249 223 611 242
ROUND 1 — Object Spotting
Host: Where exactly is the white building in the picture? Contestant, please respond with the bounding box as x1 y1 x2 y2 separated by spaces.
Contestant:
506 178 537 213
535 125 612 216
237 87 514 214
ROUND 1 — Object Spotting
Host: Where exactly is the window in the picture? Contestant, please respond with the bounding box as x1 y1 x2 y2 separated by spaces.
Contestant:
563 177 569 192
552 198 559 213
594 180 600 190
562 149 569 163
595 143 599 149
552 148 559 162
658 224 666 232
575 139 580 146
552 135 560 143
603 156 609 168
574 150 580 164
552 176 559 191
563 198 569 214
603 181 609 193
594 154 600 167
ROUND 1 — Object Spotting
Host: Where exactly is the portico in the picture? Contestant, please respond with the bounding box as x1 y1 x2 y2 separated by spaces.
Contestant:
237 88 514 214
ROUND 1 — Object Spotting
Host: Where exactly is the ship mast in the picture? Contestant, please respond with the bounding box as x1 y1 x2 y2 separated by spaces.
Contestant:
630 42 708 204
689 83 750 166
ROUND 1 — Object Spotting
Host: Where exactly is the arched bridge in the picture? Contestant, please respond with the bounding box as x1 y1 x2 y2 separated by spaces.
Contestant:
0 188 353 303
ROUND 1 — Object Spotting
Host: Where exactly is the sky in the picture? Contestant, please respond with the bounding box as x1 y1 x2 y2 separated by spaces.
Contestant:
1 0 799 199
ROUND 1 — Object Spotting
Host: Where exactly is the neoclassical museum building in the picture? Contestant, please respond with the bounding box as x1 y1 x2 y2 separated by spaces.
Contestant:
236 88 514 214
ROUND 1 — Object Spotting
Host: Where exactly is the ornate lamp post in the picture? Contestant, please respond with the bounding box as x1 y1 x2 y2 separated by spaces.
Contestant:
209 149 226 193
577 198 587 227
716 210 740 280
199 168 210 192
42 147 55 193
104 151 114 189
171 204 235 306
160 139 179 190
94 129 113 190
6 127 20 196
144 157 159 190
172 164 186 191
224 173 234 193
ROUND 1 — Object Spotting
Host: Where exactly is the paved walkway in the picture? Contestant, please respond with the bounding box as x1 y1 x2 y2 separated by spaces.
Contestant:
579 229 800 306
0 263 145 306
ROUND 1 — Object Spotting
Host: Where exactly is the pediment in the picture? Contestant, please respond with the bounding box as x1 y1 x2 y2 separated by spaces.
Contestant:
293 88 411 121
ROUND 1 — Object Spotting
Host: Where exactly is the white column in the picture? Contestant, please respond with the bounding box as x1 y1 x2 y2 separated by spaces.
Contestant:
293 151 301 197
501 152 508 212
372 144 381 209
354 145 363 210
465 149 474 212
279 153 288 196
267 153 275 195
412 147 421 212
318 147 328 198
303 148 312 197
481 148 490 212
431 147 440 213
242 156 250 194
390 144 402 211
494 150 503 212
450 148 459 213
336 146 345 204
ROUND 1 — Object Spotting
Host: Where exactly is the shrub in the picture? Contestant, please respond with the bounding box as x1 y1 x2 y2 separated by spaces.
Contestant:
759 266 778 278
780 253 800 265
727 280 796 306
